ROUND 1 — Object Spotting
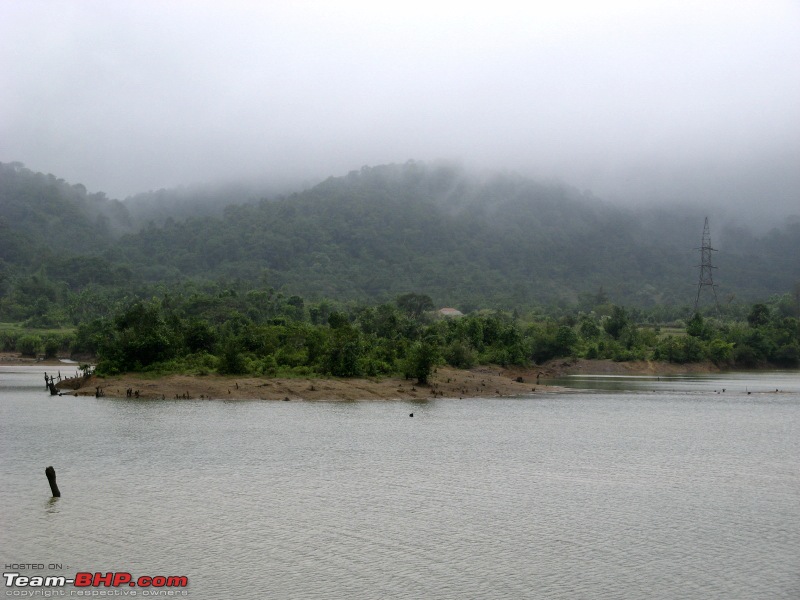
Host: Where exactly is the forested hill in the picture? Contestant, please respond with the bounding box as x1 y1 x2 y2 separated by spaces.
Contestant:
113 162 799 307
2 160 799 316
0 162 130 260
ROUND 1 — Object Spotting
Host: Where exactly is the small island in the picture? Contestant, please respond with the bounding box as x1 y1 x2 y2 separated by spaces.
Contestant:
39 359 719 402
53 365 552 401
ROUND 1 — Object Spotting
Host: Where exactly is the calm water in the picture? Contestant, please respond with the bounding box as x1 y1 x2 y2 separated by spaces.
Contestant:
2 365 799 599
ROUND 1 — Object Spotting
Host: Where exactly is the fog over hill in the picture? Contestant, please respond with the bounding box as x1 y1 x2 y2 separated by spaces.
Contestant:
2 1 798 228
2 160 798 315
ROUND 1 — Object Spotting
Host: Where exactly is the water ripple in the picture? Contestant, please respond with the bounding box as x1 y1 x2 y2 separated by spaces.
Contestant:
2 368 799 598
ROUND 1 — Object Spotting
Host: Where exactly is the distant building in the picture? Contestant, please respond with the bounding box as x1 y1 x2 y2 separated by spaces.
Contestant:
438 307 464 318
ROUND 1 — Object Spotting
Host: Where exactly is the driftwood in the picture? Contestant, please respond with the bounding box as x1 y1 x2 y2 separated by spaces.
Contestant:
52 369 93 392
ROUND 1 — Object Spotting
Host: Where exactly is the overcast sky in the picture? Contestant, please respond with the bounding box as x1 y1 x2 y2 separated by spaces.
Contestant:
1 0 798 217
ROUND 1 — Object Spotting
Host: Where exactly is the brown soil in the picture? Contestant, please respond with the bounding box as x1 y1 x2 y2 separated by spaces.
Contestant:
55 366 560 401
2 351 723 401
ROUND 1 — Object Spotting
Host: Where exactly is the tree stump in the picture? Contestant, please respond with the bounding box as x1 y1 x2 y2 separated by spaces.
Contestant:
45 466 60 497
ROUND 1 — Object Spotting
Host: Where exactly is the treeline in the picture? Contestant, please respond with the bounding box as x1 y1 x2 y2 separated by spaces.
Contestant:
0 268 135 328
24 290 789 380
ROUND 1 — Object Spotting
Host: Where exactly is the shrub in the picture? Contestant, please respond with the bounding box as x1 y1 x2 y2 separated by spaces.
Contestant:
218 340 247 375
17 334 42 357
43 336 61 358
773 343 800 367
444 340 476 369
1 331 19 352
707 339 734 366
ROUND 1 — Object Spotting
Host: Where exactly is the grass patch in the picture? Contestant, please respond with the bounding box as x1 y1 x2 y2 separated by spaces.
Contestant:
0 322 77 335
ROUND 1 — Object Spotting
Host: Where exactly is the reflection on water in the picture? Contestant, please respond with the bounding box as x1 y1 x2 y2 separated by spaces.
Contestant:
545 370 800 394
1 365 799 599
44 496 60 514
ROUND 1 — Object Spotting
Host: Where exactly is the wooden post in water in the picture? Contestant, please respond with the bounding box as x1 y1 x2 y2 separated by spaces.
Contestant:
44 373 58 395
45 466 60 497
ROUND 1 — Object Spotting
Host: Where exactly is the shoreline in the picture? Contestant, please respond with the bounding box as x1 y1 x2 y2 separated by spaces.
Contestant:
2 353 734 401
54 365 563 401
0 352 81 367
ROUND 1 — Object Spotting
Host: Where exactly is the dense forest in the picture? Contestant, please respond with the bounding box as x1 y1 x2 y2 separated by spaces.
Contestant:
1 159 799 375
5 287 799 380
2 160 799 322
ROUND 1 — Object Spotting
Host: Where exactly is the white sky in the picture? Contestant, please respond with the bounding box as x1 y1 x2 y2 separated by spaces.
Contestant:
1 0 798 215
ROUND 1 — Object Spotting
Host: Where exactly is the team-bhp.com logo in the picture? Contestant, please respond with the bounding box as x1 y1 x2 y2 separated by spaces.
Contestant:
4 572 188 595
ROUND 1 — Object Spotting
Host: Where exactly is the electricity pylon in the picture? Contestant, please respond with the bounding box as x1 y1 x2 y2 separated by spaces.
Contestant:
694 217 720 313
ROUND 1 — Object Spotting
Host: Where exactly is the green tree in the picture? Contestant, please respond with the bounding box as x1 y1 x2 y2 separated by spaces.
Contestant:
747 303 771 327
43 335 61 359
686 313 708 339
578 315 601 340
404 339 438 384
184 319 217 353
101 301 179 371
218 338 247 375
327 311 350 329
603 306 630 340
396 293 434 319
325 326 363 377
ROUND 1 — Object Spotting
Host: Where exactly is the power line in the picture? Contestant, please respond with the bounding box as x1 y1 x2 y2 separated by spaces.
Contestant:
694 216 720 313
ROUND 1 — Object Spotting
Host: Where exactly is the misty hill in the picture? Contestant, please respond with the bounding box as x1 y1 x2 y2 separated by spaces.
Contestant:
1 160 798 312
0 162 131 256
121 180 299 226
114 161 798 308
0 162 136 291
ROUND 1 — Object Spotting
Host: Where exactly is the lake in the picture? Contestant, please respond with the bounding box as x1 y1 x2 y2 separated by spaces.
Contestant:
2 365 799 598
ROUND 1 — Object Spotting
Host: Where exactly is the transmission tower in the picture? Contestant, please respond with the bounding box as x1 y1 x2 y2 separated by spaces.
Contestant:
694 217 720 313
